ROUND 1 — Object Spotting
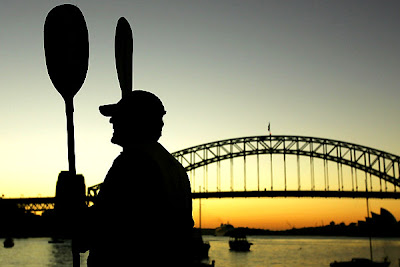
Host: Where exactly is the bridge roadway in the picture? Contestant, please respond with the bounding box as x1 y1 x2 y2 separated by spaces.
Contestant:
0 197 55 212
191 190 400 199
2 190 400 213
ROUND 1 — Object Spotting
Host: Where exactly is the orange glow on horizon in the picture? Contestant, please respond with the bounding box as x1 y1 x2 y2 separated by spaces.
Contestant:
192 198 400 231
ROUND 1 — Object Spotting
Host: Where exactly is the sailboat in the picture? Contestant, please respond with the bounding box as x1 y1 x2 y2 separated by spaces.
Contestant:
330 198 391 267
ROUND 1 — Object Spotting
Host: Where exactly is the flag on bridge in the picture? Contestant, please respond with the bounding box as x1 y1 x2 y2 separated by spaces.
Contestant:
268 122 271 135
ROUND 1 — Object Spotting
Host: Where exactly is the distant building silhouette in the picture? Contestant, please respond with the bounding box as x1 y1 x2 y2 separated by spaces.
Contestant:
358 208 399 237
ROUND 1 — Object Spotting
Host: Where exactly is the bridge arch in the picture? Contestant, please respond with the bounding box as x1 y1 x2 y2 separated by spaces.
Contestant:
171 135 400 189
87 135 400 199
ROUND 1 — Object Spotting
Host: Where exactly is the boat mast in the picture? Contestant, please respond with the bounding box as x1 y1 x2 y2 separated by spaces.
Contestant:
199 186 202 229
366 197 373 261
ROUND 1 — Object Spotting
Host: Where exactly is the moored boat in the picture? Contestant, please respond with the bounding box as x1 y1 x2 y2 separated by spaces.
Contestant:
228 232 252 251
4 237 14 248
330 200 392 267
330 257 390 267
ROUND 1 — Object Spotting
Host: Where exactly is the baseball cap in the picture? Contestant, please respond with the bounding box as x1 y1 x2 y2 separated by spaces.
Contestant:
99 90 166 118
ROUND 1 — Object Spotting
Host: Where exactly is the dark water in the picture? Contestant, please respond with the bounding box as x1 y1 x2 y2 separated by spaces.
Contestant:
1 236 399 266
0 238 85 266
205 236 400 267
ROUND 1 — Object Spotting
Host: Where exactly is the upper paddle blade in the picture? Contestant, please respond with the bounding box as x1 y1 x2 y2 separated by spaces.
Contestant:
115 17 133 98
44 4 89 100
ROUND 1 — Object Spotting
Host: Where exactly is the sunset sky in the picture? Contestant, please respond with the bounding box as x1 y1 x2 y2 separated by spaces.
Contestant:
1 0 399 230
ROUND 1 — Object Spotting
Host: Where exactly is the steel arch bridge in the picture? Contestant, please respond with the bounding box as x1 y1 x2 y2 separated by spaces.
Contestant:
170 135 400 199
4 135 400 213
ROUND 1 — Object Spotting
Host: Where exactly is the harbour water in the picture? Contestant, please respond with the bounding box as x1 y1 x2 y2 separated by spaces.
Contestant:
1 236 400 266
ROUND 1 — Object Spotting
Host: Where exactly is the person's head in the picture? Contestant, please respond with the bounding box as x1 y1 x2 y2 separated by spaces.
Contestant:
99 90 166 147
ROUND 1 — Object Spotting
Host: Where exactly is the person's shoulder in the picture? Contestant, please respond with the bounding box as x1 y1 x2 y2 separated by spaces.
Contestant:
155 143 186 169
115 150 154 172
115 150 143 163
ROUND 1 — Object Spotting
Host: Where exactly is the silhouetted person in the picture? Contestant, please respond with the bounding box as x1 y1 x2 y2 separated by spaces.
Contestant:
86 90 193 266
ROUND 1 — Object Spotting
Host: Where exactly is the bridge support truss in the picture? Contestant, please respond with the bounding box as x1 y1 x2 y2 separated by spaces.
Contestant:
172 135 400 197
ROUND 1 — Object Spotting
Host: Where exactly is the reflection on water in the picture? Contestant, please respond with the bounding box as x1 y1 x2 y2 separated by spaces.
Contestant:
49 240 71 266
48 240 89 267
204 236 400 267
0 236 399 266
0 238 88 266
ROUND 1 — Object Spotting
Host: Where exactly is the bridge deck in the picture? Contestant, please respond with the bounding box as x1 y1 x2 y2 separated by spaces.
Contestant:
1 190 399 213
191 190 400 199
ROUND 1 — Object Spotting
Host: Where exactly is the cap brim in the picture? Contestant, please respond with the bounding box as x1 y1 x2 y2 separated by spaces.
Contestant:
99 104 117 116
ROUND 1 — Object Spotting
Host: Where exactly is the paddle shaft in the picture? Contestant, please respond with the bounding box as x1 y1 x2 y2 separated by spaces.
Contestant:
65 98 76 176
65 98 80 267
